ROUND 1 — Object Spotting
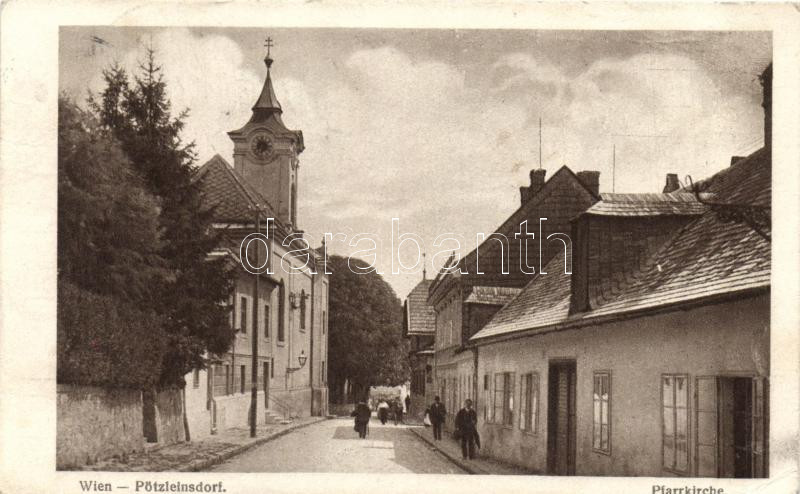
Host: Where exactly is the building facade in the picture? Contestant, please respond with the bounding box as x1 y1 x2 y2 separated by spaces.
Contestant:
468 65 772 477
403 275 435 420
185 48 329 439
428 166 600 431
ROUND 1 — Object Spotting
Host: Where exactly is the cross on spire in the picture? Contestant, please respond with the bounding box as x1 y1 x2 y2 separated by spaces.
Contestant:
263 37 275 69
264 37 274 57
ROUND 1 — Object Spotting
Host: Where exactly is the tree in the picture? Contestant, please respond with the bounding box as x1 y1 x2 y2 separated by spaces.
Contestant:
327 255 410 403
89 50 235 387
57 96 168 388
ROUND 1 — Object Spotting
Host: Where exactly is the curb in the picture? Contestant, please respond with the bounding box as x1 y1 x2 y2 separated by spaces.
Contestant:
408 427 479 474
178 417 328 472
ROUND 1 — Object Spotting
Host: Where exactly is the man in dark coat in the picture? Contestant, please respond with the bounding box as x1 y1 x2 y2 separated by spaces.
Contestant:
351 401 372 439
455 399 478 459
429 395 446 441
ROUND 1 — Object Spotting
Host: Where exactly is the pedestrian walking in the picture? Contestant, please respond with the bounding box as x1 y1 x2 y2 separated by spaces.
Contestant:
377 399 389 425
394 398 404 425
455 399 478 459
429 396 446 440
404 394 411 415
351 401 372 439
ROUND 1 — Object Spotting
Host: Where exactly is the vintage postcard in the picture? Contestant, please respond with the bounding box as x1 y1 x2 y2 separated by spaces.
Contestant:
1 1 798 494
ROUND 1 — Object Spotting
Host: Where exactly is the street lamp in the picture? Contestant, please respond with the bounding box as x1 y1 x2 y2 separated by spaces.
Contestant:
287 350 308 373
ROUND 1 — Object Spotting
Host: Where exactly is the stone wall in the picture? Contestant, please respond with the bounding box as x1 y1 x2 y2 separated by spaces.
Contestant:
57 385 144 470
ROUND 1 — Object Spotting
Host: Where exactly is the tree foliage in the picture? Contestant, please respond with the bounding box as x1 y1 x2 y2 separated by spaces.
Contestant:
327 255 409 402
86 49 235 387
58 96 169 388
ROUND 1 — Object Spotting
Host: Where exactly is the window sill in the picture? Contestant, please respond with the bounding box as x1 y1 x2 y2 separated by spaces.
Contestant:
592 448 611 456
276 341 286 347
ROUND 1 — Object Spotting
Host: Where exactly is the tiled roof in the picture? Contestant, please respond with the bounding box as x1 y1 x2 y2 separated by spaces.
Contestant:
193 155 278 223
405 279 436 335
471 147 770 343
464 286 522 305
471 253 571 339
585 192 710 217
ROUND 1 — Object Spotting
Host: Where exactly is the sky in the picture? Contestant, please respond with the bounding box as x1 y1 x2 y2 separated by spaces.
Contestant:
59 27 771 300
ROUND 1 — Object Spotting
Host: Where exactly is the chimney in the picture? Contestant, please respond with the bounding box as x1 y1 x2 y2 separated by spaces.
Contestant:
760 63 772 149
730 156 745 167
662 173 680 193
576 171 600 197
521 169 547 205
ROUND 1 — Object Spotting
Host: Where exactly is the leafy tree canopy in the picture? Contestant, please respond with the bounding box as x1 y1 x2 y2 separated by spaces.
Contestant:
327 255 409 402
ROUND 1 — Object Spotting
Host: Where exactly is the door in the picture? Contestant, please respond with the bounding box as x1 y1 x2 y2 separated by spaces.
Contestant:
696 376 769 478
547 361 577 475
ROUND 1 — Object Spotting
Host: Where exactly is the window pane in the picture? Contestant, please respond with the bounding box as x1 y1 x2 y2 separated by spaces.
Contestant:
663 377 674 406
675 376 687 407
663 407 674 439
676 439 688 471
593 422 601 449
601 424 609 450
676 407 687 441
601 401 608 426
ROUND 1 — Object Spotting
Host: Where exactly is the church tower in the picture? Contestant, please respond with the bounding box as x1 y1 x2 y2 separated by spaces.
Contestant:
228 39 304 228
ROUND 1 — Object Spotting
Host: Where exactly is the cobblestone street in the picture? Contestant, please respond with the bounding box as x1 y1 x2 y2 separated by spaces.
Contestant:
211 418 467 473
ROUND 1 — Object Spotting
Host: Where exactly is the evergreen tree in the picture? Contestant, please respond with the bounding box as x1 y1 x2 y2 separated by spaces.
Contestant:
90 50 235 387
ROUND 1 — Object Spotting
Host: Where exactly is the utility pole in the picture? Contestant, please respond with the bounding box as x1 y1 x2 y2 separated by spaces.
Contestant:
612 144 616 193
250 207 261 438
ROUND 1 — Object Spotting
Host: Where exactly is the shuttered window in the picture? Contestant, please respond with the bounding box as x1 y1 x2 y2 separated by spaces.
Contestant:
593 372 610 453
663 374 689 473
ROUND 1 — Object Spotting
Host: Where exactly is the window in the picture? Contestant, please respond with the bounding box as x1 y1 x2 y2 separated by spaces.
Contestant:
593 372 610 452
264 304 270 339
240 365 246 393
493 372 514 425
321 360 326 384
484 374 490 420
520 373 539 433
300 289 307 330
192 369 200 389
270 358 275 378
278 283 286 342
663 374 689 473
322 310 327 334
240 296 248 334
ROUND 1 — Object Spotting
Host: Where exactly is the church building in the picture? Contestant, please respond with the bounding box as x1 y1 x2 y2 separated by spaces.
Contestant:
185 42 329 439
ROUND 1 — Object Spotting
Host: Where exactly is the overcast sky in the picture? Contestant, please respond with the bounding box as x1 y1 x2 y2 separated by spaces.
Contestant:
60 27 771 300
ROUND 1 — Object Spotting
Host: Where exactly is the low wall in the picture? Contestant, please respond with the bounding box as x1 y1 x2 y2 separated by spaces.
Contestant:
57 384 144 469
271 387 312 418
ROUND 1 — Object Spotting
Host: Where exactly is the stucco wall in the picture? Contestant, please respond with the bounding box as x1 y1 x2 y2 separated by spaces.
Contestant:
57 385 144 469
475 294 769 476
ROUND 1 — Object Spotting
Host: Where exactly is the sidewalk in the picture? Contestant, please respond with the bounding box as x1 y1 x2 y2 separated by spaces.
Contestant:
81 417 327 472
409 426 538 475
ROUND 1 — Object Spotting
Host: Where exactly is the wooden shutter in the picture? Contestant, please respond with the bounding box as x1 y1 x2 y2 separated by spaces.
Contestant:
751 377 768 478
695 376 719 476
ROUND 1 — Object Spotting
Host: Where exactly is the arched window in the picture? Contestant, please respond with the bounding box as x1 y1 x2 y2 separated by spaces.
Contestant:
278 281 286 342
300 289 306 330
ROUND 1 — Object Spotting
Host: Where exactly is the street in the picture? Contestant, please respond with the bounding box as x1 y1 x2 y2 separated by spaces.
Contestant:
211 418 467 473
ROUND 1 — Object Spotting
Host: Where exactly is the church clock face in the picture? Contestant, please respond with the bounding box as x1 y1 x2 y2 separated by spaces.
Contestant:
249 133 275 163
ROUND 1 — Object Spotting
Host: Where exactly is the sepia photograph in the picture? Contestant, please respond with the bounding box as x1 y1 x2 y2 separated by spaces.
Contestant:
1 2 798 493
55 26 772 477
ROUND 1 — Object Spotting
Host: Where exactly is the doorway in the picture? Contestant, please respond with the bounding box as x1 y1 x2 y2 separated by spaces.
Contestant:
547 360 577 475
695 376 768 478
